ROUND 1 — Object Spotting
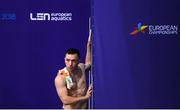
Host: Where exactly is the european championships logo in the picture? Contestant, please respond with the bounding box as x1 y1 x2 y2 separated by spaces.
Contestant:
130 22 148 36
130 22 178 36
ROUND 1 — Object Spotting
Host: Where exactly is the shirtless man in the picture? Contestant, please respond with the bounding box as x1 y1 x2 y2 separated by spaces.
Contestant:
55 30 92 109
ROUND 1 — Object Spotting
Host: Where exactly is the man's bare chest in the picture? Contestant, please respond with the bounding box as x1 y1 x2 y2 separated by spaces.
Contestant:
68 71 86 96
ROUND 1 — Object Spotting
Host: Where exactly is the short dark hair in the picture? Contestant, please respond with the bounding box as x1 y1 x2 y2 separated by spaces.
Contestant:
66 48 80 59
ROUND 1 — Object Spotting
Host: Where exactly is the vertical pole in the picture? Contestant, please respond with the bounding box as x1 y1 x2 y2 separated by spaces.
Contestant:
88 17 94 109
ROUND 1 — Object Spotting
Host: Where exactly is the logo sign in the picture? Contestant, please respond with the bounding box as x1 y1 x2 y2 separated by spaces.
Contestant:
130 22 178 36
30 13 72 21
30 13 50 21
0 13 16 21
130 22 148 36
148 25 178 35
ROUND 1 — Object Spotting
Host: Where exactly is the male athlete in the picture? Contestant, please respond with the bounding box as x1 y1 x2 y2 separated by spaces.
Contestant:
55 30 92 109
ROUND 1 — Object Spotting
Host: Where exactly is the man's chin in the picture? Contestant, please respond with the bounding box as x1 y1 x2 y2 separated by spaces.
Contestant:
68 68 74 72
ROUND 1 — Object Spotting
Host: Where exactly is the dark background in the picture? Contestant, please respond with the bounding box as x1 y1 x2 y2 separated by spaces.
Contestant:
0 0 90 108
92 0 180 108
0 0 180 109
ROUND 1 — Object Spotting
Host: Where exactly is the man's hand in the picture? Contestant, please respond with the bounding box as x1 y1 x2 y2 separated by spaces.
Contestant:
88 17 92 43
88 29 92 45
85 84 93 99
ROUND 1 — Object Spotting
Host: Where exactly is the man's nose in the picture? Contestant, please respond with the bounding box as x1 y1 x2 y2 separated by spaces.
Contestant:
69 61 73 66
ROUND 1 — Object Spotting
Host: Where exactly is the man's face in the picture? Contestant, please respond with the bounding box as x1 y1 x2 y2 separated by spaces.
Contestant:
65 54 79 72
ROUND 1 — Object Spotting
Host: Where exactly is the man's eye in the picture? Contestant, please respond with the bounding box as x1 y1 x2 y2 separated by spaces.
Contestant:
72 60 77 62
66 59 70 61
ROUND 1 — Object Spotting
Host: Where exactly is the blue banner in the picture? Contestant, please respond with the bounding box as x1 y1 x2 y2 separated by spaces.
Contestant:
0 0 90 108
92 0 180 108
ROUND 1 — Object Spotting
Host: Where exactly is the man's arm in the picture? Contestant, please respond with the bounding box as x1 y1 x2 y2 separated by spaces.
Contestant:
85 29 92 70
54 76 92 105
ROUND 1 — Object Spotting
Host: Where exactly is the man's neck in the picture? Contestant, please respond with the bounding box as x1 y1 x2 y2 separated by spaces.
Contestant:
66 67 79 76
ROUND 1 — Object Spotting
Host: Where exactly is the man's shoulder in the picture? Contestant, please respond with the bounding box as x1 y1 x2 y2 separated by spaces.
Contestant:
55 69 66 86
58 67 66 73
78 63 86 70
58 67 69 75
78 63 85 68
55 68 67 80
79 63 91 71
